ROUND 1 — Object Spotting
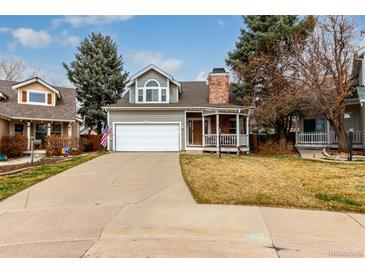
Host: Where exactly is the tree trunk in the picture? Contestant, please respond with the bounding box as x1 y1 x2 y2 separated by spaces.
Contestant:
278 127 287 151
97 121 103 151
327 116 348 152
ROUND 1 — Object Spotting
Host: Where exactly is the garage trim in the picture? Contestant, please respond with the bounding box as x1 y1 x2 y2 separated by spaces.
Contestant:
112 121 182 152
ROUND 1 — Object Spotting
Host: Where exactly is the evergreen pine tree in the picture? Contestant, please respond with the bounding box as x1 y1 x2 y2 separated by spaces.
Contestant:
63 32 128 134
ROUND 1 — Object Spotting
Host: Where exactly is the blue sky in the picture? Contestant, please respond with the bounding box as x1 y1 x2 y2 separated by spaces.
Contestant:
1 15 365 87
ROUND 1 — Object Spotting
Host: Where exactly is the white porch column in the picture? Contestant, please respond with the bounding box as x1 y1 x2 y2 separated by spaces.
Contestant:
27 121 31 150
216 113 219 148
236 113 240 148
68 123 72 137
202 114 205 147
246 116 250 149
47 122 51 136
326 120 331 144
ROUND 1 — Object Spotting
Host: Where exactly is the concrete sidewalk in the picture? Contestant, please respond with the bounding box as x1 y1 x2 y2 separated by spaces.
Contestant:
0 152 364 257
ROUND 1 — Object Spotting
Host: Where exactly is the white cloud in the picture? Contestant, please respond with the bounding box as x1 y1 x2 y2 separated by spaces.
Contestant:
196 70 208 81
12 28 53 49
217 19 225 27
52 15 134 27
63 35 79 46
126 50 184 74
0 27 11 33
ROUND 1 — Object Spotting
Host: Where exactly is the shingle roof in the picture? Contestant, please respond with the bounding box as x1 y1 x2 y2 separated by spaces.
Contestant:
0 79 77 121
108 81 245 109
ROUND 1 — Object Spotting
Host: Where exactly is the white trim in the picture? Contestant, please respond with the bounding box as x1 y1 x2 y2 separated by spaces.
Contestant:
145 79 160 87
134 78 138 103
26 90 49 106
126 64 181 88
216 113 219 148
236 113 240 148
47 122 51 136
12 77 62 98
135 78 169 104
104 106 251 113
112 121 182 152
203 112 248 116
107 111 110 151
10 117 77 122
202 115 205 146
166 78 170 103
186 118 202 146
183 109 187 151
27 121 31 150
68 123 72 137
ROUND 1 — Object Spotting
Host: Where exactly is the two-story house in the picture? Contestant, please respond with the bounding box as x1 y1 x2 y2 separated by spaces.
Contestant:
0 77 81 151
105 64 252 153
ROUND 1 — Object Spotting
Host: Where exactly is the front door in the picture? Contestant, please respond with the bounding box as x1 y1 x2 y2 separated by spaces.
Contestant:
35 123 47 148
188 119 202 146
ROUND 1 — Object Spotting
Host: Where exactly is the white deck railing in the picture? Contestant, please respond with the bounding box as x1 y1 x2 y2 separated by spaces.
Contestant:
296 131 362 145
204 134 249 147
204 134 217 146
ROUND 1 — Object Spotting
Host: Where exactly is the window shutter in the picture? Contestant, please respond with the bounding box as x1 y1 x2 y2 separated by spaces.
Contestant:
22 90 27 102
47 93 52 104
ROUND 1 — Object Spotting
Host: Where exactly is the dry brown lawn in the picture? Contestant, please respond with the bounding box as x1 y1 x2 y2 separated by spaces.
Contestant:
180 154 365 213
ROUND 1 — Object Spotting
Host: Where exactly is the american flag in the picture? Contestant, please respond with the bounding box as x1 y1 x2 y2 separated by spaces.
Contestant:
100 124 111 148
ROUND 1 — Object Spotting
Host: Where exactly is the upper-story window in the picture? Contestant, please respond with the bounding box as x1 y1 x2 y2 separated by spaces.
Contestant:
136 79 168 103
29 91 46 104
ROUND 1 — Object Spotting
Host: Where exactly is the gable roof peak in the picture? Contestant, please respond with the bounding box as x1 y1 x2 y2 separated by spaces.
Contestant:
127 64 181 88
11 77 62 99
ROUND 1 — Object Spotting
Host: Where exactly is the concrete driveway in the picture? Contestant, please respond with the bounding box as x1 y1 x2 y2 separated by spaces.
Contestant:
0 153 364 257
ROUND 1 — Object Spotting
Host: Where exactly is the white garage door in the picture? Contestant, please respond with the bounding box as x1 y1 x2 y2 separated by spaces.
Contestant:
115 123 180 151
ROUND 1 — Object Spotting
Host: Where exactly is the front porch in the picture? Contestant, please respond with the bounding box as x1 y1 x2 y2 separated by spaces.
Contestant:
9 120 76 150
185 111 250 153
295 130 363 149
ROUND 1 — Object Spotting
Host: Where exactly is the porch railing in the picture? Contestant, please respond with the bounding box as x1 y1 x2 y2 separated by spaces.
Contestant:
204 134 249 147
296 130 362 145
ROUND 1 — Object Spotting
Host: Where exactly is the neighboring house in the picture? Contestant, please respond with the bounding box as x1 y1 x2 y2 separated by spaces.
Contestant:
295 41 365 150
0 77 81 151
105 64 252 153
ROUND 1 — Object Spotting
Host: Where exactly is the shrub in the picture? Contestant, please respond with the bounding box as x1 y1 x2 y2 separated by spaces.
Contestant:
45 135 78 156
254 139 297 155
80 139 93 152
0 135 27 157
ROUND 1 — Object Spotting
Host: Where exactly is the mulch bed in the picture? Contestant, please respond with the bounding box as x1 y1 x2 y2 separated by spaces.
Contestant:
326 149 365 157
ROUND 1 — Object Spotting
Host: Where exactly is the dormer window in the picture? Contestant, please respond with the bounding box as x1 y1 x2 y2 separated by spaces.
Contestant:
29 91 47 104
136 79 169 103
12 77 61 106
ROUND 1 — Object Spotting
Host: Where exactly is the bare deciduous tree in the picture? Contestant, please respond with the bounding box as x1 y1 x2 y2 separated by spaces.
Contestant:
292 16 356 152
0 58 26 81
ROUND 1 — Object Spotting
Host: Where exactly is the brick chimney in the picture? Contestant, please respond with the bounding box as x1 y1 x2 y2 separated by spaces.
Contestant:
208 68 230 104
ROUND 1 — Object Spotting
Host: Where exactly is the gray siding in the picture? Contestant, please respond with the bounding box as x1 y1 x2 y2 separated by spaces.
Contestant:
137 70 168 87
129 69 180 104
129 83 135 103
298 116 329 132
298 104 362 133
0 118 9 138
169 82 179 103
108 110 185 150
344 104 361 131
